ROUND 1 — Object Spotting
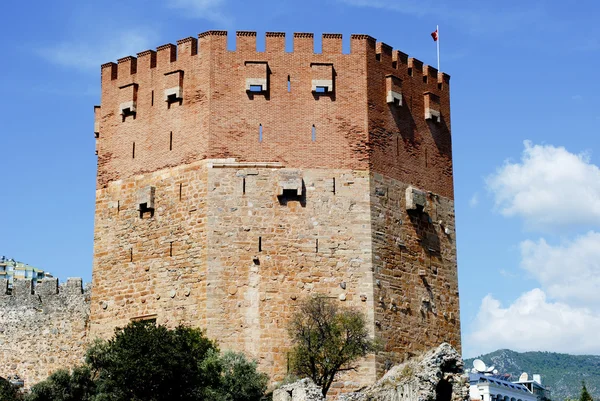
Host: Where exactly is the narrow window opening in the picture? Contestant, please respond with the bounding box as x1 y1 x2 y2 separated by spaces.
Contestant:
117 200 120 214
151 90 154 106
132 142 135 159
315 239 319 253
392 61 398 69
179 183 183 201
258 237 262 252
431 115 439 123
130 248 133 262
408 67 413 76
425 149 428 167
332 177 336 194
287 75 291 92
311 125 316 142
243 177 246 194
375 53 381 61
259 124 263 142
438 82 443 90
315 86 328 93
169 242 173 257
423 75 428 83
249 85 263 92
169 131 173 151
396 136 400 156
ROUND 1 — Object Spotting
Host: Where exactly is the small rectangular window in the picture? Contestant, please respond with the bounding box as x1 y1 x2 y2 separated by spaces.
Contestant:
315 86 328 93
249 85 263 92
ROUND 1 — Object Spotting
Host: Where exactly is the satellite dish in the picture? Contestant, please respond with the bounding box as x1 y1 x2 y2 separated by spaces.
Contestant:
486 365 495 373
493 369 499 375
473 359 487 372
519 372 529 382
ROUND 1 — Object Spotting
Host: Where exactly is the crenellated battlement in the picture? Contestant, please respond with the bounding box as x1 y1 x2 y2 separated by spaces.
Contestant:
0 277 88 299
99 31 449 86
0 277 90 389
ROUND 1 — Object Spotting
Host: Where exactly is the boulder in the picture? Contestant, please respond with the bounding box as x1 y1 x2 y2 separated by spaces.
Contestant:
273 378 325 401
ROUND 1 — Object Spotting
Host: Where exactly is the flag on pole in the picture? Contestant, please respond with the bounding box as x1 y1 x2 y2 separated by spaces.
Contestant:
432 26 440 71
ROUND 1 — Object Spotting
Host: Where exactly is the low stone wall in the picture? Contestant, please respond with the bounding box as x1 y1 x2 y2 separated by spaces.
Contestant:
0 278 90 388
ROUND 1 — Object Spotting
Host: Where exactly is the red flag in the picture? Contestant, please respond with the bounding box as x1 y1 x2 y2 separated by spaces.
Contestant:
431 29 438 41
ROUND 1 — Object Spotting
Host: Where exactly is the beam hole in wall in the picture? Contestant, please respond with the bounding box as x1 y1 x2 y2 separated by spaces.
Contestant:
139 203 154 219
277 187 306 207
121 109 136 122
166 93 183 109
259 124 263 142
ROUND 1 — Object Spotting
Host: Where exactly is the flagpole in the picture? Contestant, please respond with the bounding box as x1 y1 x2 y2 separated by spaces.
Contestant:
436 25 440 71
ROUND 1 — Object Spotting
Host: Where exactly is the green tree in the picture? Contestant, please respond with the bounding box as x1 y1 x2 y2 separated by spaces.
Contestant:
580 381 593 401
87 321 221 401
27 366 95 401
219 351 269 401
25 321 268 401
288 295 379 397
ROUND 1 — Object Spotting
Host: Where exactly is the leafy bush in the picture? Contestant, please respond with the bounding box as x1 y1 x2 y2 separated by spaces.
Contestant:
25 321 267 401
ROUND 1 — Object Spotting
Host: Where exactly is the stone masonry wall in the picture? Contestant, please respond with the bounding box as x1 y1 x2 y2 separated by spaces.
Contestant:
91 159 377 389
0 278 90 388
369 173 461 374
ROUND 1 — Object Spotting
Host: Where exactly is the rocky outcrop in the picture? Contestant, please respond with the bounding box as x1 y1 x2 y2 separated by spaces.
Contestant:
274 344 468 401
273 378 325 401
337 343 468 401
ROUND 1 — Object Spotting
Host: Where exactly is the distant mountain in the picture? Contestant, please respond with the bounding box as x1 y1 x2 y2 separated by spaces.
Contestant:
465 350 600 401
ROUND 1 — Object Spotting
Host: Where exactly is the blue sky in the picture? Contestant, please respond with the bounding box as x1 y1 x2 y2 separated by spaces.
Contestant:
1 0 599 358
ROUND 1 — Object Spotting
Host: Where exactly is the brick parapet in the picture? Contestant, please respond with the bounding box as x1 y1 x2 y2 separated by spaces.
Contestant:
95 31 451 195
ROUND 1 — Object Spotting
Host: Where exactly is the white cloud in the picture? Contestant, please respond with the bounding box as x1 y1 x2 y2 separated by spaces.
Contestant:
469 193 479 208
486 141 600 230
469 289 600 356
166 0 230 24
38 29 156 72
521 232 600 306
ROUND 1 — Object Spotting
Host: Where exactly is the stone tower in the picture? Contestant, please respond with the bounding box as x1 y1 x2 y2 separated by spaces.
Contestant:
91 31 460 390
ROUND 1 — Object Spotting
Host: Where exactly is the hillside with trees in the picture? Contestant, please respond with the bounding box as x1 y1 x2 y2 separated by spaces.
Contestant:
465 349 600 401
